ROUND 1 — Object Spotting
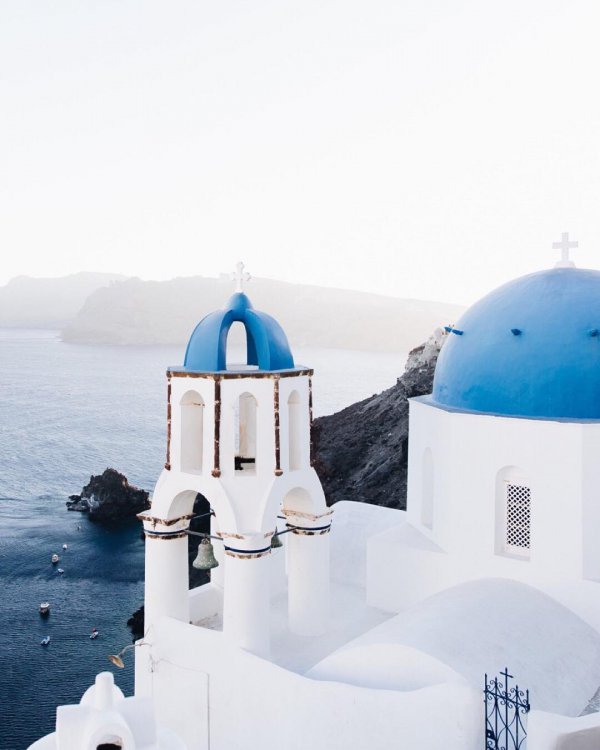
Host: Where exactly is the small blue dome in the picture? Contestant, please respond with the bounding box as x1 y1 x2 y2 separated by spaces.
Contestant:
432 267 600 420
183 292 295 372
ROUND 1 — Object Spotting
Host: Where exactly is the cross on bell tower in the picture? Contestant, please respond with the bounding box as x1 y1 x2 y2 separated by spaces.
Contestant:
553 232 578 268
231 261 251 293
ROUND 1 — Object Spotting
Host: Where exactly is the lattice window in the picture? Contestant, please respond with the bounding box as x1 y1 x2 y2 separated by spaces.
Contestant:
505 483 531 555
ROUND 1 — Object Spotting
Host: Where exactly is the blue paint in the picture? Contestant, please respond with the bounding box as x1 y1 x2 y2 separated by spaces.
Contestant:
183 292 295 372
444 326 464 336
432 268 600 420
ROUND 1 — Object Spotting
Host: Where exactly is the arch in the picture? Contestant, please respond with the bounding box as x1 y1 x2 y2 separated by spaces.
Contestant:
421 448 434 529
495 466 531 559
151 474 237 533
288 390 302 470
180 390 204 473
87 724 134 750
234 392 257 472
260 472 329 532
226 321 252 369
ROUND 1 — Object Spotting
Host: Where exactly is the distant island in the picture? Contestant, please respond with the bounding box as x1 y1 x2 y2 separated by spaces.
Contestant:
0 272 464 352
61 275 463 353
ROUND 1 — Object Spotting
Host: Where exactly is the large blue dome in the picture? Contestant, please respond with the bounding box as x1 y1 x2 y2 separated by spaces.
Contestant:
432 267 600 420
183 292 295 372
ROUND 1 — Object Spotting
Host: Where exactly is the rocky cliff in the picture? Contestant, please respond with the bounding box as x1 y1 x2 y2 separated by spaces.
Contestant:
67 468 150 523
311 330 445 510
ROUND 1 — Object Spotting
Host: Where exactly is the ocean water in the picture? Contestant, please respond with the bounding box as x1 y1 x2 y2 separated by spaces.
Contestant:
0 329 406 750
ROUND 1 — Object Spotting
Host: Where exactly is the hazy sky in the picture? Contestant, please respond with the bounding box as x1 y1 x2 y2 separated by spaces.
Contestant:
1 1 599 304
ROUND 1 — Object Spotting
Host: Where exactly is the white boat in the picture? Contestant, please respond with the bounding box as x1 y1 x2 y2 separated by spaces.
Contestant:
62 544 68 550
90 628 99 640
51 554 60 564
57 568 65 574
39 602 50 616
41 636 50 646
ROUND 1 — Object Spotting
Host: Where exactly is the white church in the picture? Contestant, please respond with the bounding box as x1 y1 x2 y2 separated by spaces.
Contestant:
30 242 600 750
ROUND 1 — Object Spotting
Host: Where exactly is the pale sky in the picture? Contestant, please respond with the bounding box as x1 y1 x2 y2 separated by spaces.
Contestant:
1 0 599 305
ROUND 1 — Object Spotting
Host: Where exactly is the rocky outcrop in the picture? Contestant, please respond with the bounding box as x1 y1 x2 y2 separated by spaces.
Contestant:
67 468 150 524
311 329 446 511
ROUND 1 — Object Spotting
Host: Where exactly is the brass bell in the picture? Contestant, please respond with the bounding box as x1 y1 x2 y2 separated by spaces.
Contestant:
271 529 283 549
192 538 219 570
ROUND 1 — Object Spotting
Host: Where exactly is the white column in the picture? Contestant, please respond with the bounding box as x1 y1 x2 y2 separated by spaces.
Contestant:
287 516 331 636
143 516 190 632
210 513 225 590
222 538 271 657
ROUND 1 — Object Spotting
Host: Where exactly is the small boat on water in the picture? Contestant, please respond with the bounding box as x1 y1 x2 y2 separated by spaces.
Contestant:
51 554 60 564
39 602 50 616
57 568 65 574
90 627 99 640
41 636 50 646
62 544 68 550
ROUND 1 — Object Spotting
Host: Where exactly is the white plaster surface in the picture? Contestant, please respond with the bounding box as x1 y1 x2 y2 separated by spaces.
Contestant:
315 578 600 717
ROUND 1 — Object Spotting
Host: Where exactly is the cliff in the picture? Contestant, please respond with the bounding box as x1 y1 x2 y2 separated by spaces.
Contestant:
311 330 445 510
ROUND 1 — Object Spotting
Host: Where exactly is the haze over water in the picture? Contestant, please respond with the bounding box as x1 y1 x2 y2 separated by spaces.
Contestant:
0 328 405 750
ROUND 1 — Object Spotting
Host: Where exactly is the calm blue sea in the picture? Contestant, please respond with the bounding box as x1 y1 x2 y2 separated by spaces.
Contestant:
0 329 405 750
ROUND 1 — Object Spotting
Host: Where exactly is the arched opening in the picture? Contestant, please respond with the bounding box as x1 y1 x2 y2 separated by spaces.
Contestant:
235 392 257 473
283 487 315 516
226 321 249 369
421 448 434 529
288 390 302 470
495 466 531 559
96 740 123 749
180 390 204 472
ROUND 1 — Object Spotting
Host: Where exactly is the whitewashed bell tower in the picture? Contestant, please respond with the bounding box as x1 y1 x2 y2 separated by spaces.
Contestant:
138 264 331 659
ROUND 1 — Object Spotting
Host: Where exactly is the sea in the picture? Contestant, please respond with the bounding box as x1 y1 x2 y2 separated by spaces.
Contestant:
0 329 406 750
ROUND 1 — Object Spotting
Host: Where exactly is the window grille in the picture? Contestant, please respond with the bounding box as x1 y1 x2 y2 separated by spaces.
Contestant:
505 483 531 555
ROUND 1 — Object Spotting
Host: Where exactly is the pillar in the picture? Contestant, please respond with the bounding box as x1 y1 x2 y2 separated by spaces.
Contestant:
210 512 225 590
286 511 331 636
222 534 272 657
142 513 191 633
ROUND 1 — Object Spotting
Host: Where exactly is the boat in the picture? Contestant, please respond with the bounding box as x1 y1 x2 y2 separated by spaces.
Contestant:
62 544 68 550
40 636 50 646
51 554 60 564
57 568 65 574
90 627 99 640
39 602 50 616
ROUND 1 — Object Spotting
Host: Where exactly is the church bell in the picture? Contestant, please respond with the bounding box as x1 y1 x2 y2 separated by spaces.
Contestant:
193 538 219 570
271 529 283 549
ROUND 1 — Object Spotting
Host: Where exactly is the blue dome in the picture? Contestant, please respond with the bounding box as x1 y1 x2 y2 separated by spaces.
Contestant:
432 267 600 420
183 292 295 372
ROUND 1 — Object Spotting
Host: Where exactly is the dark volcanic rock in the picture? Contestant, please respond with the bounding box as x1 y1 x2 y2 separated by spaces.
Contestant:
311 331 446 511
67 468 150 524
127 605 145 641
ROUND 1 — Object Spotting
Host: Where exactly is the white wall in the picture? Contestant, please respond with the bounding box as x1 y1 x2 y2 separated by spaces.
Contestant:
406 399 596 582
139 617 482 750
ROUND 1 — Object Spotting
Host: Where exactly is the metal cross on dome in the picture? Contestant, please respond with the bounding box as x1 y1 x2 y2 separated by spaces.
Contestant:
553 231 578 268
231 261 251 293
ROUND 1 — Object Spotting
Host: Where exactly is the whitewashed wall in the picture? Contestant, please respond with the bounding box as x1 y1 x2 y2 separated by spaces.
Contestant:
137 617 482 750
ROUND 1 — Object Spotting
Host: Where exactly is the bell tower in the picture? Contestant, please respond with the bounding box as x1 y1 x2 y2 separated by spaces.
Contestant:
138 264 331 659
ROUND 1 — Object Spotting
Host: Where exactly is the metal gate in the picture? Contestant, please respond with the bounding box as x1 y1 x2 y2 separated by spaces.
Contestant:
484 669 530 749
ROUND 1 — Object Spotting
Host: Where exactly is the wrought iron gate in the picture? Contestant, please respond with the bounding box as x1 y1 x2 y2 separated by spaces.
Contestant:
484 669 530 749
